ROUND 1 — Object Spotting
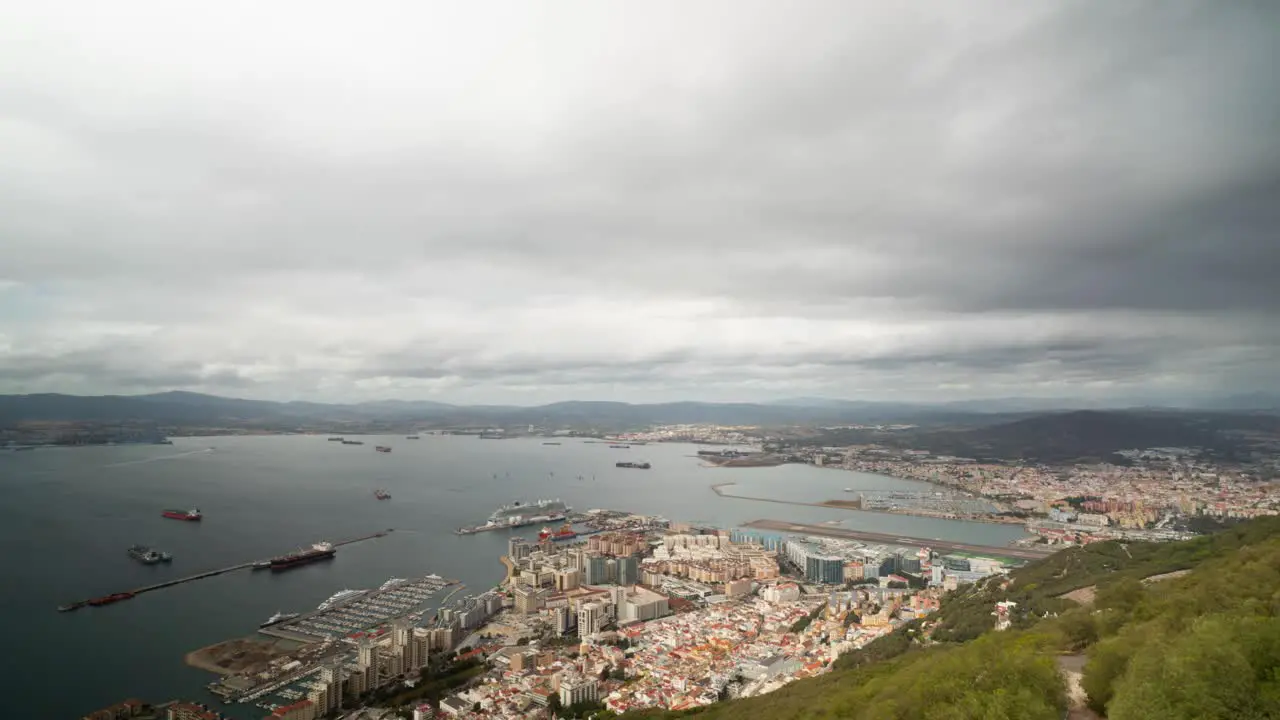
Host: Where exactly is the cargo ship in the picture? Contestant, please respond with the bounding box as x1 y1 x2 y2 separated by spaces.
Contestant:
609 444 631 449
87 592 135 607
406 435 420 439
538 523 579 542
162 508 202 521
327 437 344 442
268 542 336 571
128 545 173 564
374 489 391 500
342 440 364 445
616 461 651 469
375 446 392 453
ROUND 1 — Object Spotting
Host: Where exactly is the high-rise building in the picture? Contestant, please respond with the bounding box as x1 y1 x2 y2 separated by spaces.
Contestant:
558 676 600 707
577 602 603 638
553 605 576 635
806 555 845 585
508 537 531 561
514 585 546 615
616 555 639 586
555 568 581 591
584 555 611 585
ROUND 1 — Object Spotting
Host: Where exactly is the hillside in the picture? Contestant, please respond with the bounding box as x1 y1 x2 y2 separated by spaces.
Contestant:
636 516 1280 720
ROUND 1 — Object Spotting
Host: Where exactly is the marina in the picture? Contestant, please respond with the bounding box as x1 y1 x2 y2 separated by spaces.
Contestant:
258 574 455 642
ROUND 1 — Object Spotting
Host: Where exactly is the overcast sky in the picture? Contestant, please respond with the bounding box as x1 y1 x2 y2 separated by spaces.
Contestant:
1 1 1277 405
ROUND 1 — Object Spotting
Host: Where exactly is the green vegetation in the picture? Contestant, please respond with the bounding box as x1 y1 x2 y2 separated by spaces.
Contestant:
378 657 485 707
634 516 1280 720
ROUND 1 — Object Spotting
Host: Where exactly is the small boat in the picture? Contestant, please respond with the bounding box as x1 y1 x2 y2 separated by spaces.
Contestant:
609 444 630 449
406 435 420 439
375 489 391 500
260 611 299 628
542 442 561 445
327 437 344 442
375 446 392 453
57 602 86 613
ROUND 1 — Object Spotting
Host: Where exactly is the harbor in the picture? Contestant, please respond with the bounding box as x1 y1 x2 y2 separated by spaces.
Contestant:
58 529 394 612
259 574 455 642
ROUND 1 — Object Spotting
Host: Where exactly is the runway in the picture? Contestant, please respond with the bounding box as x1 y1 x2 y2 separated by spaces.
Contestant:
741 519 1055 561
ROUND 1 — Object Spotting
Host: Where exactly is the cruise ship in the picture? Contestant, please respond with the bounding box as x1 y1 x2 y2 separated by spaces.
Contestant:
489 498 569 522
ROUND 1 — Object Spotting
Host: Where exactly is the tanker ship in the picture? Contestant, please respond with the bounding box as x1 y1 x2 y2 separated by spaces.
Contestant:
266 541 336 571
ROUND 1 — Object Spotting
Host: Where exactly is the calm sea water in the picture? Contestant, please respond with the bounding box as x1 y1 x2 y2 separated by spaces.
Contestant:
0 435 1026 719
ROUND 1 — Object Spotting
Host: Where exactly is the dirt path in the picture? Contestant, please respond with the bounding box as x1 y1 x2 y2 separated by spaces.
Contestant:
1057 654 1104 720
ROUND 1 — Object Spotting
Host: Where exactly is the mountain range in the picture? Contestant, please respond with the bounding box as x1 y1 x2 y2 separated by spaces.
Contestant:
0 391 1276 430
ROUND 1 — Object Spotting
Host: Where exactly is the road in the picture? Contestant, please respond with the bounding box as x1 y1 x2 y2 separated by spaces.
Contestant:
741 519 1055 561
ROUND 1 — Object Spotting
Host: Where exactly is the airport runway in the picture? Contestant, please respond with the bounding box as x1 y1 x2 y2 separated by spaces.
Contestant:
742 519 1055 561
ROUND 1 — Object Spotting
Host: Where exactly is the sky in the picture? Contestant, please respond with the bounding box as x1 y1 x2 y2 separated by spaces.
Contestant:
1 1 1278 405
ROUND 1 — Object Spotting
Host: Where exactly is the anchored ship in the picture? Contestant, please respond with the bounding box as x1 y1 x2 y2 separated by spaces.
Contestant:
374 489 391 500
375 446 392 453
342 440 365 445
616 461 651 469
162 508 202 521
327 437 344 442
128 545 172 564
267 542 336 572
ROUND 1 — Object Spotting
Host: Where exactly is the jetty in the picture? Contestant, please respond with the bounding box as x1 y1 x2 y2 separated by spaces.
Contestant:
58 529 394 612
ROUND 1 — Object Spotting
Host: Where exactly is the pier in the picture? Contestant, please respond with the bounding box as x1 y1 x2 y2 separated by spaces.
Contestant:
741 519 1054 561
59 529 394 612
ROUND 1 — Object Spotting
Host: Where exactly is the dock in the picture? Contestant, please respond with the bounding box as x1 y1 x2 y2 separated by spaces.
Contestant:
59 529 394 612
741 519 1055 561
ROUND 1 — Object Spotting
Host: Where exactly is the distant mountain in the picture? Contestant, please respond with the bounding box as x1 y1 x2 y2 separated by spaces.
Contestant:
898 409 1280 462
0 392 999 429
1 392 1276 435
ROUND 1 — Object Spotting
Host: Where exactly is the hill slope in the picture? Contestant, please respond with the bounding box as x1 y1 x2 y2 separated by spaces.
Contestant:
636 516 1280 720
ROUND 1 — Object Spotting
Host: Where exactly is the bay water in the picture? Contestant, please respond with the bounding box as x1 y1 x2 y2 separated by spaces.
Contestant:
0 435 1027 718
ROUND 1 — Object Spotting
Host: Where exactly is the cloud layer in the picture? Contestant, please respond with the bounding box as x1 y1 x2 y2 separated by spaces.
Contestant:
2 1 1277 403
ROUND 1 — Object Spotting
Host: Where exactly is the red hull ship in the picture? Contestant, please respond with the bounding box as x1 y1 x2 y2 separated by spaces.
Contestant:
538 523 578 542
162 508 202 521
88 592 135 607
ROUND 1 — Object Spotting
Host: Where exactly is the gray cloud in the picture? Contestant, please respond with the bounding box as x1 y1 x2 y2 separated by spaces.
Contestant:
0 1 1277 404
